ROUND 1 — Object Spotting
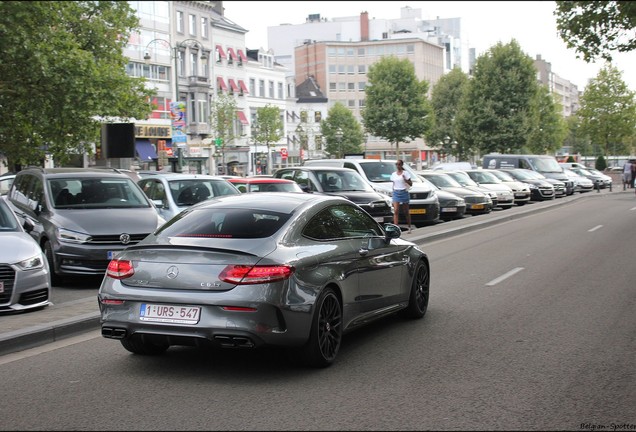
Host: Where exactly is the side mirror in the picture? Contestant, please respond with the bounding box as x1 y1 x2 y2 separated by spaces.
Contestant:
300 184 311 193
383 223 401 241
23 218 35 233
152 199 165 209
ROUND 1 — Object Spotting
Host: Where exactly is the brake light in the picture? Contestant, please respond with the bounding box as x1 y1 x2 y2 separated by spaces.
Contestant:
219 264 294 285
106 259 135 279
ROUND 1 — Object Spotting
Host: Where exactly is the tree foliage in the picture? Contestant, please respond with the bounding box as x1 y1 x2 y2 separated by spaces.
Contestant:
362 56 432 155
577 64 636 158
253 105 283 174
320 103 364 158
427 67 470 160
209 93 238 153
0 1 155 171
525 85 568 154
456 40 542 155
555 1 636 63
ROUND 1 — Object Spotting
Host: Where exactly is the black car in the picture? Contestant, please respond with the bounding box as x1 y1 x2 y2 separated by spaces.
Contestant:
273 166 393 223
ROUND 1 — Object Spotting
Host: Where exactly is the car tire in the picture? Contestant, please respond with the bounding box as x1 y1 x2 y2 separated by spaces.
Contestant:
43 240 63 287
401 259 430 319
120 337 169 355
301 287 342 368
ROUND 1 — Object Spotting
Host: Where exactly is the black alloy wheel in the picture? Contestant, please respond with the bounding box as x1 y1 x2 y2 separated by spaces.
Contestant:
302 287 342 368
402 260 430 319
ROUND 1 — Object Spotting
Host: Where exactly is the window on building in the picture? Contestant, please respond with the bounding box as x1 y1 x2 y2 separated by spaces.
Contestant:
329 65 336 74
201 17 208 38
347 100 355 107
269 81 274 98
190 51 198 76
177 50 185 77
358 82 366 91
189 14 196 36
329 82 337 91
347 82 355 91
249 78 256 95
259 79 265 97
197 96 208 123
176 11 184 33
278 82 284 99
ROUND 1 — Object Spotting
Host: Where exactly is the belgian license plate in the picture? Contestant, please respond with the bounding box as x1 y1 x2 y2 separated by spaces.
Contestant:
409 208 426 214
139 304 201 324
0 281 3 293
471 204 485 210
441 207 457 212
107 251 119 259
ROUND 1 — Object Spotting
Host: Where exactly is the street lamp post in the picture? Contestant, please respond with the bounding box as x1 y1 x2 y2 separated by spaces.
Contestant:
335 127 344 158
144 38 207 173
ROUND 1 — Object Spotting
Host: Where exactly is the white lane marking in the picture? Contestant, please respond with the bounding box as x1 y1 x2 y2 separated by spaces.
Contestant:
630 207 636 211
485 267 524 287
588 225 603 232
0 330 101 366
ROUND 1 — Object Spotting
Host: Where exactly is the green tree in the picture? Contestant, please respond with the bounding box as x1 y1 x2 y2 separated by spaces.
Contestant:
578 64 636 159
427 67 470 160
564 115 593 157
525 84 568 154
0 1 154 171
320 103 364 158
253 105 283 175
456 40 540 155
209 94 238 173
362 56 432 156
555 1 636 62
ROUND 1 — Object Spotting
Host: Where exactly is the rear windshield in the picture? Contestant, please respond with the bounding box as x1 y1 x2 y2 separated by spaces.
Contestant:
48 177 150 209
155 208 290 239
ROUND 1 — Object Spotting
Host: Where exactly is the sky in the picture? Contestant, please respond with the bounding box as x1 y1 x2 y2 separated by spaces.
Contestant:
222 1 636 92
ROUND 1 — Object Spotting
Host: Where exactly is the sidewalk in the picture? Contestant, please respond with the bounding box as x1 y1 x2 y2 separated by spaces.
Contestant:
0 185 630 356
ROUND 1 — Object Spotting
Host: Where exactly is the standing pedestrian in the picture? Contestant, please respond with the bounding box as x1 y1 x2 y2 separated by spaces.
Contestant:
631 159 636 189
391 159 413 232
622 160 632 189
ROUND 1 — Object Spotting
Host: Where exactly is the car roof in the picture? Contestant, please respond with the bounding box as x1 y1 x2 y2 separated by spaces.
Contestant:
139 173 228 181
19 167 131 179
278 166 358 172
228 177 296 184
193 191 350 214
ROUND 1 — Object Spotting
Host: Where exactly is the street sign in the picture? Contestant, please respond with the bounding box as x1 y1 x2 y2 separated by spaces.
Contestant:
280 147 288 159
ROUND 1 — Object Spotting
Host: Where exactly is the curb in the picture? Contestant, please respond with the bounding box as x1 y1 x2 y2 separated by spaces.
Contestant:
0 312 101 356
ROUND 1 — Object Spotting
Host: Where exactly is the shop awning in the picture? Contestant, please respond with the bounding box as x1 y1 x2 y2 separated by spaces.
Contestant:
135 140 157 161
238 79 249 94
228 78 240 93
217 76 228 92
227 47 238 62
237 49 247 63
236 111 249 125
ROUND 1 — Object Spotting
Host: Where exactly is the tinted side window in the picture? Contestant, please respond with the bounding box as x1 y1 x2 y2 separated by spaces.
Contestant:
303 204 381 240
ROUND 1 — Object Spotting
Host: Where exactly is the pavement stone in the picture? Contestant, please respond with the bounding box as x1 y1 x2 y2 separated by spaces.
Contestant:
0 185 631 356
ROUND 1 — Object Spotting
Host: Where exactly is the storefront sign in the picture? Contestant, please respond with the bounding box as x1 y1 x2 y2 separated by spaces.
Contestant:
135 124 171 138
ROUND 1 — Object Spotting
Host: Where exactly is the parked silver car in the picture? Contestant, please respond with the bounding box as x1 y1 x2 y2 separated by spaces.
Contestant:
0 196 51 313
98 193 430 368
138 173 241 221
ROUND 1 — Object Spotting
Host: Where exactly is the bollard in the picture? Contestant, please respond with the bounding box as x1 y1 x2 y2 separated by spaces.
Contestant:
609 182 612 192
596 181 600 192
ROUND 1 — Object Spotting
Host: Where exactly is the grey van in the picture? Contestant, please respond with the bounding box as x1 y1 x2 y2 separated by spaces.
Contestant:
6 168 165 285
482 154 574 195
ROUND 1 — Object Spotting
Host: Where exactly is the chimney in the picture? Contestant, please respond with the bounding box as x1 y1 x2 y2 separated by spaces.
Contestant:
360 11 369 42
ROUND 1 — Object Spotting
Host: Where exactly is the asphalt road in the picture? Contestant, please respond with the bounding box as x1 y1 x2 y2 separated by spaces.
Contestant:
0 190 634 430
